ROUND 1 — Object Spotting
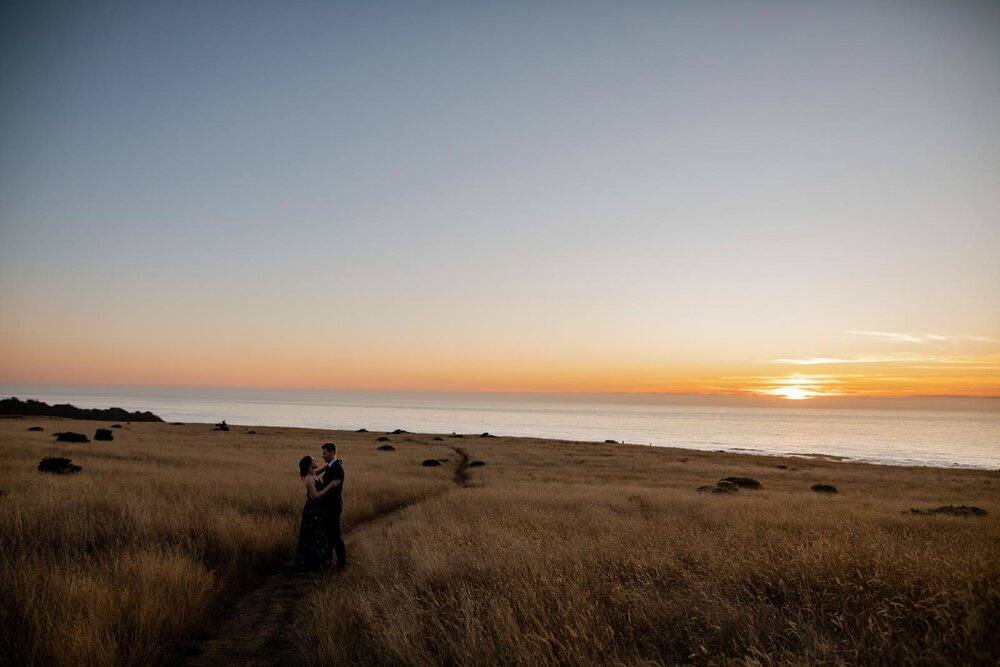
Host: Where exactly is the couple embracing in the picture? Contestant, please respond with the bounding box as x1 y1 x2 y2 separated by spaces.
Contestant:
294 442 346 571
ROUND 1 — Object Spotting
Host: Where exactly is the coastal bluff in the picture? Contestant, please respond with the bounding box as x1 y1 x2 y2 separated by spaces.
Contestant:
0 397 162 422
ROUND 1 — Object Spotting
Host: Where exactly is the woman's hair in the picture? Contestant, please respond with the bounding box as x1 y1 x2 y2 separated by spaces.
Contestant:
298 455 313 477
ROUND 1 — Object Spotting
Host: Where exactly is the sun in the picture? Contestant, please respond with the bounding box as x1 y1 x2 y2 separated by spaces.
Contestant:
776 387 814 400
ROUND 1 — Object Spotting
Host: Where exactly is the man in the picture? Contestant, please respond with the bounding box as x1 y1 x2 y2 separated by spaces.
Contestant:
318 442 346 570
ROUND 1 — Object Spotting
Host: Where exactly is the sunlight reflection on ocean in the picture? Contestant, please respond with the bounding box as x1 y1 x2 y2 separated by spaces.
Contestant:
6 387 999 469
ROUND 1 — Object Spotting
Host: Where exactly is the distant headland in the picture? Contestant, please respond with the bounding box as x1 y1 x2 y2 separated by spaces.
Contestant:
0 397 163 422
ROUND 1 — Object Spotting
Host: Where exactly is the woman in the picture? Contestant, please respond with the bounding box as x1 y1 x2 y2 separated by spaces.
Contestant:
293 455 338 571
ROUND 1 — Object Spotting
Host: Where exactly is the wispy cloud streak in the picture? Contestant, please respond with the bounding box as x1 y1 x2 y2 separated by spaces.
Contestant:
846 331 999 345
775 355 921 365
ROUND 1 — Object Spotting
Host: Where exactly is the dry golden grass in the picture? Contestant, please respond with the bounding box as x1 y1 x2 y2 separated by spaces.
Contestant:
0 418 454 666
2 420 997 665
294 437 1000 666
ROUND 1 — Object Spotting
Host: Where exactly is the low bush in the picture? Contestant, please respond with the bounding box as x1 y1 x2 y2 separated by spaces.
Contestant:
909 505 987 517
38 457 82 474
720 476 762 489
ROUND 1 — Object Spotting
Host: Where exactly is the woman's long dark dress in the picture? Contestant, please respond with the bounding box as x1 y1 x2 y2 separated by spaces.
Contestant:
294 484 329 571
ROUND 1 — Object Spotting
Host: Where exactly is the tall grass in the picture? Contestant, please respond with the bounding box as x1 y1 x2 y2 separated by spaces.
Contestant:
2 420 997 665
0 419 454 666
294 438 1000 666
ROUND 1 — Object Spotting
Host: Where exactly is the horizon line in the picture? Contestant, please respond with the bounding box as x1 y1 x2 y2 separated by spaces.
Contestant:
3 381 999 401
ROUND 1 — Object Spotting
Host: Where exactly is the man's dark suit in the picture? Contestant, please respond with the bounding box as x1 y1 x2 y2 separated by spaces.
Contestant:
319 459 346 568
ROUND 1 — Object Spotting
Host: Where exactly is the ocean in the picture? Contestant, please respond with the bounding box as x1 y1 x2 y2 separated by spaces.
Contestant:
4 386 999 469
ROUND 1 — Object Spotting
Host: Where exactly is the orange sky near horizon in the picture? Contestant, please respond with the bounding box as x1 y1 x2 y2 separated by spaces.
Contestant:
2 321 997 400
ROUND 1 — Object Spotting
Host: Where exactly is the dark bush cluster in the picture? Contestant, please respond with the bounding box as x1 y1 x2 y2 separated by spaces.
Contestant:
697 477 763 494
38 457 82 474
719 476 763 489
377 444 396 451
811 484 838 493
55 432 89 443
94 429 114 441
909 505 987 517
421 459 442 467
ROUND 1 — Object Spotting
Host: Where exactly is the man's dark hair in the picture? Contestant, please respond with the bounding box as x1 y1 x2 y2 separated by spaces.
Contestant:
321 442 336 453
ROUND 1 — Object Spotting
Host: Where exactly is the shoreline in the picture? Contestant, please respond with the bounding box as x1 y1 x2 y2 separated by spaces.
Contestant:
167 419 1000 472
3 391 998 470
6 412 998 471
20 413 991 473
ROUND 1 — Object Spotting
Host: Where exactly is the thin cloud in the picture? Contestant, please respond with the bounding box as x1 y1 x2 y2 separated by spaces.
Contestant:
846 331 999 345
774 355 920 365
723 374 851 385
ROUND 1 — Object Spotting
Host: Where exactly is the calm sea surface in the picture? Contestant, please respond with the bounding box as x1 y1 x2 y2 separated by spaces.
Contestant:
5 386 999 469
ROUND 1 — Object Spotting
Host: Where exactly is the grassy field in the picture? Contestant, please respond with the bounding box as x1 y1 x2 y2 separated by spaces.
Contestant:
1 418 998 665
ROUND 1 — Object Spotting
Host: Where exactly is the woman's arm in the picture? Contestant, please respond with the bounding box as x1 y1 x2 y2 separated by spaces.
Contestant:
305 477 340 498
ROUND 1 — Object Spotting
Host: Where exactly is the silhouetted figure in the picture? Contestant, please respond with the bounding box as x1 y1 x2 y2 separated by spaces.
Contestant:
318 442 346 570
293 455 337 571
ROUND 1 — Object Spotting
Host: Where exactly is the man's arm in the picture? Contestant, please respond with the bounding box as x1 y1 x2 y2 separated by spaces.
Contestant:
319 465 342 487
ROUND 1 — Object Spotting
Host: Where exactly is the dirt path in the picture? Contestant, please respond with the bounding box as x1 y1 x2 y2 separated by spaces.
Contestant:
178 450 473 667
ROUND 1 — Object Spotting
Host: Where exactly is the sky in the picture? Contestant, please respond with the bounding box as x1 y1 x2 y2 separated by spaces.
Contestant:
1 1 998 401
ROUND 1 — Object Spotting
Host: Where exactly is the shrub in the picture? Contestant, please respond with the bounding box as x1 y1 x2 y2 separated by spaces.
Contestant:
94 429 114 441
720 476 762 489
55 432 89 443
214 421 230 431
909 505 987 517
38 457 82 474
469 461 486 468
812 484 838 493
377 445 396 451
28 426 43 432
376 436 392 442
421 459 442 467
